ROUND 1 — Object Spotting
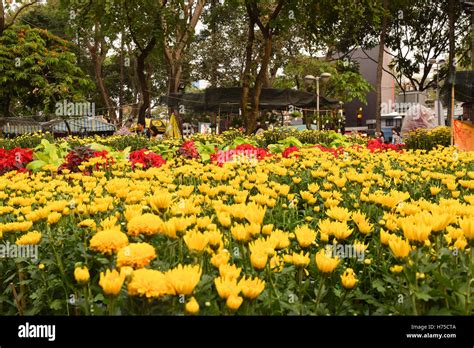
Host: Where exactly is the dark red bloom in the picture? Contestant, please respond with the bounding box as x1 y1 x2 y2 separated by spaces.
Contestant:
282 146 299 158
129 149 166 169
178 141 200 159
0 148 33 174
211 144 270 166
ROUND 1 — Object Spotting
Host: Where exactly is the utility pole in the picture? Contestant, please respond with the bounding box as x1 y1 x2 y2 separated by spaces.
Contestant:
119 30 124 125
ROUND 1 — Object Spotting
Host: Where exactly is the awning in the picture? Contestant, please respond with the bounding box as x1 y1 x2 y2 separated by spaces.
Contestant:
160 87 340 113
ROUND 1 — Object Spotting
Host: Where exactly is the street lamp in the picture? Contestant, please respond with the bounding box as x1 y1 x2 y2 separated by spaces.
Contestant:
428 58 446 126
305 73 332 130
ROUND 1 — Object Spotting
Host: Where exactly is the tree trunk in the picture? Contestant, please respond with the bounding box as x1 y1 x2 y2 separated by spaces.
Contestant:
447 0 455 126
91 51 116 122
241 17 255 132
3 94 11 117
249 33 273 134
375 0 389 134
0 0 5 36
471 6 474 70
210 0 218 87
137 38 156 125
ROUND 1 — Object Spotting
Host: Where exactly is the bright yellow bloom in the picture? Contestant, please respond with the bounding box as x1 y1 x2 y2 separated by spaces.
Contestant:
74 266 90 284
123 205 142 222
128 269 174 298
390 265 404 273
380 229 392 245
117 243 156 268
244 203 266 225
47 212 62 225
294 225 316 248
99 269 125 296
285 251 310 268
90 229 129 254
183 230 209 252
340 268 358 289
185 297 200 314
333 222 353 240
231 223 250 242
270 255 284 272
250 252 268 270
78 219 96 230
166 264 202 295
388 236 411 259
352 211 373 234
326 206 351 222
430 186 442 195
454 236 468 250
269 229 290 249
226 294 244 310
459 217 474 240
401 220 431 242
217 212 232 227
239 276 265 299
214 277 240 299
127 213 163 236
318 219 353 240
15 231 41 245
149 191 173 211
219 263 242 280
315 249 340 273
211 250 230 268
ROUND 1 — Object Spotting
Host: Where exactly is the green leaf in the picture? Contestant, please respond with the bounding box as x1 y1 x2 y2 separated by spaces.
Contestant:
415 291 433 301
26 160 46 171
49 299 64 310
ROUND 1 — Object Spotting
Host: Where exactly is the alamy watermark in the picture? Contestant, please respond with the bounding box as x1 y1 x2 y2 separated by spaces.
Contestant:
381 100 441 115
324 243 365 262
215 149 258 165
55 99 95 117
0 242 38 261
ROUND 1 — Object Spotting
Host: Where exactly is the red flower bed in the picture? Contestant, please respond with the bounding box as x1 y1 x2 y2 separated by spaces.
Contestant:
211 144 270 166
366 139 404 153
282 146 299 158
129 149 166 169
178 140 200 159
313 144 345 157
0 148 33 174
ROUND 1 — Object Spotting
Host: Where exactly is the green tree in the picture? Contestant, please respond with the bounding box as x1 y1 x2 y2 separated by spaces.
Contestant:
0 25 93 117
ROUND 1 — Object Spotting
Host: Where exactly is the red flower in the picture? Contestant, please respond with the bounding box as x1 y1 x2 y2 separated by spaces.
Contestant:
211 144 270 166
178 141 200 159
282 146 299 158
0 148 33 174
129 149 166 169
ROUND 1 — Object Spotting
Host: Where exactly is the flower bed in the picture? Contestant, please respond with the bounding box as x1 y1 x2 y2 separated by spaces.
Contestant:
0 135 473 316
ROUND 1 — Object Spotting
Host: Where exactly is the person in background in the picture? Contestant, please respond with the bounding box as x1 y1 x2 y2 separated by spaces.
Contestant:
391 128 402 144
255 122 265 135
136 121 150 138
375 131 385 143
149 125 160 140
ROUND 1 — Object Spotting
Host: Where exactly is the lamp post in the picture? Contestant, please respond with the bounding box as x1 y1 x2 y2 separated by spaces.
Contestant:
428 58 446 126
305 73 332 130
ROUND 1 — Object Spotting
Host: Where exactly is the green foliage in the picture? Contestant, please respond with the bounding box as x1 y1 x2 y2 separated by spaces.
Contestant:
268 136 303 154
26 139 69 171
194 141 220 162
0 25 94 116
404 127 451 150
273 54 373 104
0 132 54 150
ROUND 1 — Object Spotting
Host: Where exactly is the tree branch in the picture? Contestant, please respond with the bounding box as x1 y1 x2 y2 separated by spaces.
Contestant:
4 0 40 31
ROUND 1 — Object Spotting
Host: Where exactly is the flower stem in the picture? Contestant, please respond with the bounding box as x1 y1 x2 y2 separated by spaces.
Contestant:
315 274 326 313
335 289 348 315
298 267 304 315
